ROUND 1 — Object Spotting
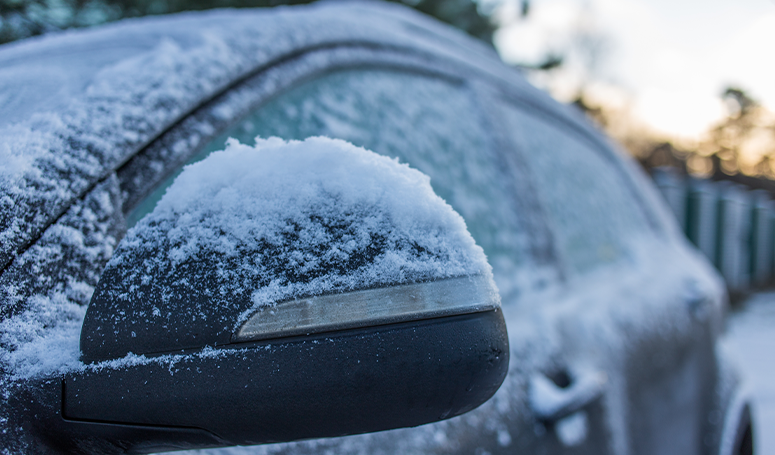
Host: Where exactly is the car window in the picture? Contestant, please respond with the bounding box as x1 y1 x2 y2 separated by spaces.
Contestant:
129 68 545 295
496 102 650 274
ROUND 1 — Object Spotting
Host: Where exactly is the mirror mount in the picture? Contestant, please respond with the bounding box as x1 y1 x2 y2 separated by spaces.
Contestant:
64 309 507 449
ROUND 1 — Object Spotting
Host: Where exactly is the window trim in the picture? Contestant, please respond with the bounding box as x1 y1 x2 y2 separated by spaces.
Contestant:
495 98 659 275
494 91 665 236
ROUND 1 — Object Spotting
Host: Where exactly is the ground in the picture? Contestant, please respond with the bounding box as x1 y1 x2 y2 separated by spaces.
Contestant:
723 291 775 454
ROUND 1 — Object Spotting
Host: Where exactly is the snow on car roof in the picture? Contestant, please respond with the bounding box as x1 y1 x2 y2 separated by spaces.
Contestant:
0 1 530 275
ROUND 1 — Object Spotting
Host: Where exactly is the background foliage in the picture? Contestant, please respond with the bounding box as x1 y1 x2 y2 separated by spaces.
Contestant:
0 0 495 44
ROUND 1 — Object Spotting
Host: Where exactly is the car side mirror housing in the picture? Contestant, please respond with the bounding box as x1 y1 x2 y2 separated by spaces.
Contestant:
50 138 509 452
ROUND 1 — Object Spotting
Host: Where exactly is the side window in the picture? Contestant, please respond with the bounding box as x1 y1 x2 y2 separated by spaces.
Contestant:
130 68 546 298
497 102 650 274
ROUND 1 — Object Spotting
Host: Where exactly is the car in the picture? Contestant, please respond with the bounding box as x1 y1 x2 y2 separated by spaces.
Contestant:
0 1 753 454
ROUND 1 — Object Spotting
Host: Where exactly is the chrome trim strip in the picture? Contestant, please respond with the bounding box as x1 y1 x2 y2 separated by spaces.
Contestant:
234 274 500 342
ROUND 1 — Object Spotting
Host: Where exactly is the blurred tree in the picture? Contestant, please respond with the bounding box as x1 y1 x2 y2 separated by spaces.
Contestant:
723 87 756 118
570 84 775 185
497 0 609 99
640 142 687 172
702 87 775 179
405 0 494 42
0 0 496 44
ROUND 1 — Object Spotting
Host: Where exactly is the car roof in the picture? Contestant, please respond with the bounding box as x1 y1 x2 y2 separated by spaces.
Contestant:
0 0 595 274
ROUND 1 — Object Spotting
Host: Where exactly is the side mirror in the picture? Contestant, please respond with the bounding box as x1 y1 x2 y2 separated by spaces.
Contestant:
49 138 509 452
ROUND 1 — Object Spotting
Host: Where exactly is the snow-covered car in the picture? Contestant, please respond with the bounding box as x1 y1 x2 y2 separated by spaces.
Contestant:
0 2 752 454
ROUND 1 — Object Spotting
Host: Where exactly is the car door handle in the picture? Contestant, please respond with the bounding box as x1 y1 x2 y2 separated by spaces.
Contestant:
682 278 715 321
528 369 607 422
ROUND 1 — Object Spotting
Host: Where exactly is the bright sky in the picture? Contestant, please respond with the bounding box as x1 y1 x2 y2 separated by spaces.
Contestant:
493 0 775 139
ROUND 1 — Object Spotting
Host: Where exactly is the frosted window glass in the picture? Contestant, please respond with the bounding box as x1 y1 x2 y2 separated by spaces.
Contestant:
498 104 648 273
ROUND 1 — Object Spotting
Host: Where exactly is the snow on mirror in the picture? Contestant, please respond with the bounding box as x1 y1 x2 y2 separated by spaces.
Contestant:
81 136 499 362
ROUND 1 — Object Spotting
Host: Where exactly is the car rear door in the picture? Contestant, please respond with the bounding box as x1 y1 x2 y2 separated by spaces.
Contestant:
492 96 725 455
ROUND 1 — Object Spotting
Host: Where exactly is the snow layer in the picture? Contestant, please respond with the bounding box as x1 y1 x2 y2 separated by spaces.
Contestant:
0 176 123 379
112 135 488 311
721 293 775 454
81 137 491 360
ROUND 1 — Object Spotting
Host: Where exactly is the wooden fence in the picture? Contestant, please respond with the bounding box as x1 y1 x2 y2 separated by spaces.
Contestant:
652 167 775 291
651 168 775 291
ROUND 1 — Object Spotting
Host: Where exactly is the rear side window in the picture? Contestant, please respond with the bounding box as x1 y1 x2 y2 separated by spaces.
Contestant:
496 103 650 274
129 68 544 297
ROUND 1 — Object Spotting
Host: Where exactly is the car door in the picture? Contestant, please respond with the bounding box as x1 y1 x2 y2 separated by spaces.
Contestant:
491 97 725 455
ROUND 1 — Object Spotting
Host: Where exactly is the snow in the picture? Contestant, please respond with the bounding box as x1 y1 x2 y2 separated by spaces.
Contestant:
0 175 122 380
106 136 489 326
0 293 86 379
721 292 775 454
3 136 490 377
555 411 589 447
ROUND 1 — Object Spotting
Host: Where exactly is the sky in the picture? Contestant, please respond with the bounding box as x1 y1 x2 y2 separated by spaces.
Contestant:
492 0 775 140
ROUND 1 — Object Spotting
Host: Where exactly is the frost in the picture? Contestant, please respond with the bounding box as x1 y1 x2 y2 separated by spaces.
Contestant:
0 176 122 380
555 411 588 447
0 293 86 379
